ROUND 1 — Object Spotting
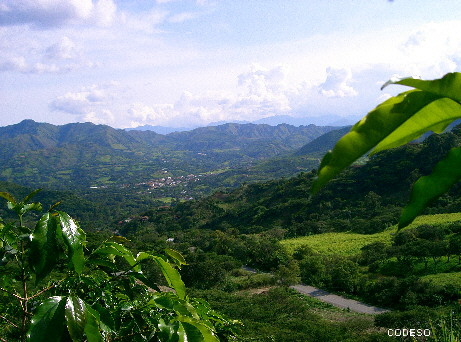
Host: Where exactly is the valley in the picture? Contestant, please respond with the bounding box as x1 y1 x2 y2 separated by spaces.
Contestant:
1 120 461 341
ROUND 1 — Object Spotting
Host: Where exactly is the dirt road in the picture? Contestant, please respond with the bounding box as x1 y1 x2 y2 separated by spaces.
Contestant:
290 284 390 315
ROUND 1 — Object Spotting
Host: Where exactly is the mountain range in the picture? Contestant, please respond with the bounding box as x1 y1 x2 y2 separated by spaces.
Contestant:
128 114 361 134
0 120 341 191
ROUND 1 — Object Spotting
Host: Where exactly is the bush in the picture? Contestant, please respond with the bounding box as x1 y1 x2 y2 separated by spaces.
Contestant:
0 190 238 341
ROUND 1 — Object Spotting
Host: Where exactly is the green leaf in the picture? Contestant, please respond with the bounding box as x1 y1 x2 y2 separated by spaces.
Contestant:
95 242 138 271
65 296 103 342
312 90 441 193
27 296 67 342
0 192 16 205
109 235 131 243
57 211 86 274
399 147 461 228
92 303 115 333
48 201 62 212
137 252 186 300
65 296 86 341
372 97 461 154
83 304 104 342
165 248 187 268
383 72 461 102
23 188 42 203
30 213 59 283
0 222 17 248
179 317 219 342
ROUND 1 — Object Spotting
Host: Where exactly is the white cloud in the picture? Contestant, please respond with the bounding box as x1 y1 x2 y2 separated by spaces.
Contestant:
398 21 461 77
82 109 114 124
168 12 200 23
0 0 117 29
0 56 28 72
50 83 119 120
93 0 116 27
318 67 357 98
45 37 79 60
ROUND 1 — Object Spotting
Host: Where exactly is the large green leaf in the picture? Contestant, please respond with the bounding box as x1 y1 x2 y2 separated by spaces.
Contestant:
83 305 104 342
65 296 103 342
94 241 138 271
30 213 59 283
179 317 219 342
137 252 186 300
311 90 441 193
65 296 86 341
372 97 461 154
0 192 16 205
383 72 461 102
57 211 86 274
165 248 187 268
27 296 67 342
92 303 115 333
399 147 461 228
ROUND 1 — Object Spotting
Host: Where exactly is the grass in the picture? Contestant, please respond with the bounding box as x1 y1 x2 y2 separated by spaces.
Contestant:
281 230 394 256
281 213 461 257
421 272 461 288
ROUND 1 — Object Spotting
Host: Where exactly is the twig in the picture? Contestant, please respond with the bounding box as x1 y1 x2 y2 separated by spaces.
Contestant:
0 314 19 329
29 280 63 300
0 287 23 301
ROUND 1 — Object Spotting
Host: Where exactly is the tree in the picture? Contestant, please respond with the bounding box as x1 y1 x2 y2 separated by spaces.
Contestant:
0 190 238 341
312 72 461 229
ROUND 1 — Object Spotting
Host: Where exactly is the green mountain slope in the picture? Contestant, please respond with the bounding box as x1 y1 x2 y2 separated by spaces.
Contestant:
142 126 461 237
0 120 335 191
295 126 351 156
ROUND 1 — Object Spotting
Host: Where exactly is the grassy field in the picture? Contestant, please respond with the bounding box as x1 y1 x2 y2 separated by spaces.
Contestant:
421 272 461 288
281 213 461 256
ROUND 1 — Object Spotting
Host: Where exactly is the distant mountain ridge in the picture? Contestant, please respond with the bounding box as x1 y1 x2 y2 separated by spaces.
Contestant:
127 114 360 134
0 120 338 191
295 126 352 156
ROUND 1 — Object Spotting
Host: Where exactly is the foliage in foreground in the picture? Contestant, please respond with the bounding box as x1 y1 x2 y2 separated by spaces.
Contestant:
312 72 461 229
0 190 238 341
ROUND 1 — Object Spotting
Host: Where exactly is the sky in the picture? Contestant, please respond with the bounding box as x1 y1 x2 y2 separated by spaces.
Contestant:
2 1 461 129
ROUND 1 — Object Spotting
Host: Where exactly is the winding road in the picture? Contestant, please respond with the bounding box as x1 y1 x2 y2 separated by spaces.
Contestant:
243 266 389 314
290 284 390 315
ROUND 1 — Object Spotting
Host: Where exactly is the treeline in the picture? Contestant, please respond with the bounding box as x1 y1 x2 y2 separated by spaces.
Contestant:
293 224 461 310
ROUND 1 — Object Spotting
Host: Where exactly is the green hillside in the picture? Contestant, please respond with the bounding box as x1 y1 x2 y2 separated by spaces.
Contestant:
144 126 461 237
282 212 461 256
0 120 335 192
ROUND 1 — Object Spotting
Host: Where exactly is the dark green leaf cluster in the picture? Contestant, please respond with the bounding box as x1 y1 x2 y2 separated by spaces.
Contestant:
0 190 238 341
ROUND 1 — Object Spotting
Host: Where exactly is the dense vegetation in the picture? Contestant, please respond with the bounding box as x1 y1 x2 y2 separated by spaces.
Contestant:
4 76 461 340
0 191 237 341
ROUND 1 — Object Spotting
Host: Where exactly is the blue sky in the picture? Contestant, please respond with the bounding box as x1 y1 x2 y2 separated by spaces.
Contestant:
2 0 461 128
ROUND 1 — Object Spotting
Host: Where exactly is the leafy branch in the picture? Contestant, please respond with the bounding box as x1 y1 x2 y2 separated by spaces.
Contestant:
312 72 461 229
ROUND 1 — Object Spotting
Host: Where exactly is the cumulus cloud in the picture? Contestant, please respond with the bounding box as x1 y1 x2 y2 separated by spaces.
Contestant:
234 64 291 116
0 35 95 74
121 65 295 127
0 0 117 29
47 63 398 129
318 68 357 98
50 83 119 123
45 37 79 60
399 21 461 77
